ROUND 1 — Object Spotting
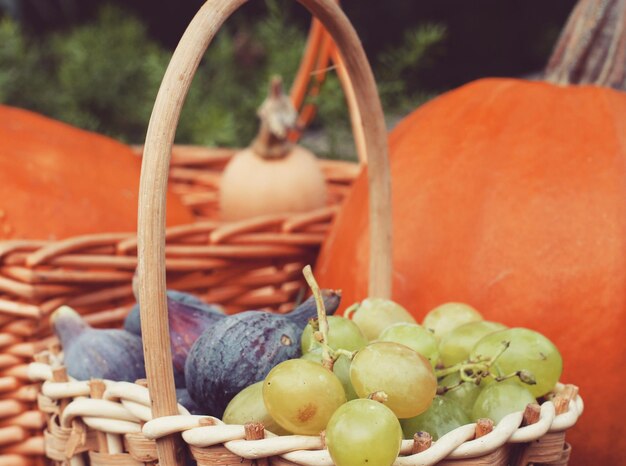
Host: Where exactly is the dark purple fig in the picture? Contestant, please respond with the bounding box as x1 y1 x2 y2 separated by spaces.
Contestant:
124 290 225 387
185 311 301 417
124 303 143 336
124 290 223 335
284 289 342 329
51 306 145 382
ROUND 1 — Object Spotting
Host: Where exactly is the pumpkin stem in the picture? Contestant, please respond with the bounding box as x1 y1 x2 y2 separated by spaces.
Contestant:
251 76 298 159
544 0 626 90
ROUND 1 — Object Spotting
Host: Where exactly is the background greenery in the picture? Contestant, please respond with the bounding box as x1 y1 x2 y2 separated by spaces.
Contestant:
0 0 576 158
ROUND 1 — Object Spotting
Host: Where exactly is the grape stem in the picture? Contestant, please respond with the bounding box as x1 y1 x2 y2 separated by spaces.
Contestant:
437 380 463 395
303 265 334 370
368 391 389 403
495 370 537 385
343 302 359 320
435 341 512 381
334 348 357 360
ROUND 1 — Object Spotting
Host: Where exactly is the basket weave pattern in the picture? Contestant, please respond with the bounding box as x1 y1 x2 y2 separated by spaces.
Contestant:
0 147 358 463
27 359 582 466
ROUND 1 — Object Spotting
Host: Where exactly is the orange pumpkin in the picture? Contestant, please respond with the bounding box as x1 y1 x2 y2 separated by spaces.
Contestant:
0 105 194 240
315 2 626 464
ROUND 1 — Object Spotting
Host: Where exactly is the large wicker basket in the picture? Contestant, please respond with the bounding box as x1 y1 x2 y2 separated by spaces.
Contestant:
0 8 361 466
21 0 583 465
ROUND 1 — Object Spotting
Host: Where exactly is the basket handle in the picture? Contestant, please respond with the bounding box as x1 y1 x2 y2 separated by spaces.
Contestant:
137 0 392 463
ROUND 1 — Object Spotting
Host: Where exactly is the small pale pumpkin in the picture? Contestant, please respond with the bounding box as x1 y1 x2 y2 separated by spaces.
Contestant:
219 77 327 221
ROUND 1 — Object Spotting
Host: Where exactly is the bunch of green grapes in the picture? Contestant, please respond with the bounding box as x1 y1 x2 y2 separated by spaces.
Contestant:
266 298 438 466
222 293 565 466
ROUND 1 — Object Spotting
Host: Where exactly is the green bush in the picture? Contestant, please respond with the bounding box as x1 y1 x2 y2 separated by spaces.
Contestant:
0 3 445 159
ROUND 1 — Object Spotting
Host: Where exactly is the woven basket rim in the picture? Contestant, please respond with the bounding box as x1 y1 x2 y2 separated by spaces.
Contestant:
29 360 583 466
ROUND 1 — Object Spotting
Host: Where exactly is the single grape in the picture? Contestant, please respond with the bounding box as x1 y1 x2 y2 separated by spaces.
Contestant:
348 298 416 341
439 321 507 366
400 395 470 440
222 381 290 435
263 359 346 435
422 303 483 339
301 316 367 354
333 354 359 401
440 373 483 419
470 328 562 398
301 350 324 362
301 349 358 400
472 381 535 423
378 323 440 368
326 399 402 466
350 342 436 418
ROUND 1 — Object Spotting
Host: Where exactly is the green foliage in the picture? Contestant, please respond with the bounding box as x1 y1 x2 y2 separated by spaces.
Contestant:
377 24 447 110
48 6 169 140
0 3 445 157
177 0 307 146
0 18 46 107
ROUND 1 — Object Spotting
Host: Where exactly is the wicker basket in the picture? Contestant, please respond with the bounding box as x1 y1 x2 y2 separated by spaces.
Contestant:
0 8 359 466
24 0 583 464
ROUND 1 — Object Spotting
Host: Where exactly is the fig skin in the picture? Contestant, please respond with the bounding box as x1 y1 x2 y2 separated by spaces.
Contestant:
126 288 342 390
185 311 302 418
52 306 146 382
124 290 225 387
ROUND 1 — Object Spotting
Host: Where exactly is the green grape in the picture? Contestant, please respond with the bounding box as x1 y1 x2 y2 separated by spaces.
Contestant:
378 323 440 368
301 350 324 362
400 396 470 440
263 359 346 435
350 342 436 418
301 349 358 400
326 399 402 466
440 373 483 419
472 381 535 423
470 328 562 398
333 354 359 401
348 298 416 341
301 316 367 354
222 382 290 435
439 321 507 366
422 302 483 339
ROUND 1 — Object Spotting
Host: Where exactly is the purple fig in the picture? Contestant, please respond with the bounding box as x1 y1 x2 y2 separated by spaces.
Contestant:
51 306 145 382
124 290 225 387
185 311 301 417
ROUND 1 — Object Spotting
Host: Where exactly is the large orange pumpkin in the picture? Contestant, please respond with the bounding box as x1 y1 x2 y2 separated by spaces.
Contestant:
315 2 626 464
0 105 194 240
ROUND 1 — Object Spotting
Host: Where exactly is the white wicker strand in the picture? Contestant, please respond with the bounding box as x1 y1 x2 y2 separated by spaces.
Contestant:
42 380 92 400
142 414 214 439
182 424 246 446
550 397 584 432
104 381 152 405
107 383 192 418
508 400 555 443
225 435 325 459
280 448 335 466
393 424 477 466
28 362 53 381
121 399 155 422
81 417 142 435
106 434 125 454
60 398 142 428
446 412 523 459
